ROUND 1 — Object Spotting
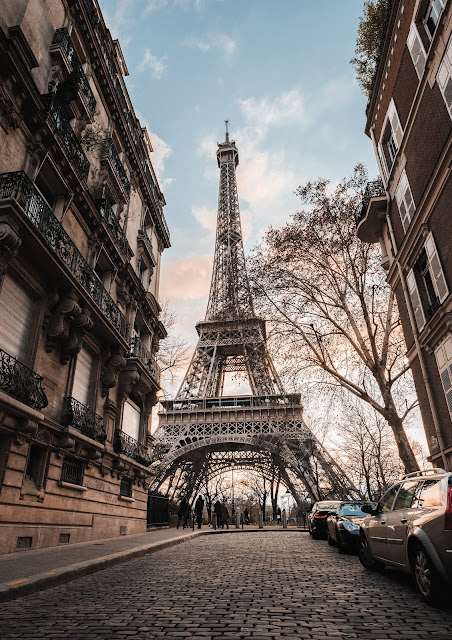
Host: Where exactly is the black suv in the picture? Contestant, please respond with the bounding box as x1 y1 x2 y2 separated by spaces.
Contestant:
308 501 341 539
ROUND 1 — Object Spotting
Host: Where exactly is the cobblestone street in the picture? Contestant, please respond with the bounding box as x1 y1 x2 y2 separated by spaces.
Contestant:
1 531 452 640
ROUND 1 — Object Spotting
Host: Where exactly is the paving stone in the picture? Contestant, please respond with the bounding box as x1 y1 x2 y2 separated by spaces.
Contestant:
0 532 451 639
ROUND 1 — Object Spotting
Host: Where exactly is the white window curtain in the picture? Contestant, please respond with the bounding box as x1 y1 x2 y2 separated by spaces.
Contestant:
437 35 452 116
122 400 141 441
395 169 416 232
406 269 426 332
407 23 426 79
0 274 34 360
425 232 449 303
72 348 93 406
435 335 452 415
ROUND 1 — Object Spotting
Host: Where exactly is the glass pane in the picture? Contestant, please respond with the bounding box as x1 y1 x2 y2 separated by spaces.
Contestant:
419 478 444 507
379 484 400 512
393 480 423 510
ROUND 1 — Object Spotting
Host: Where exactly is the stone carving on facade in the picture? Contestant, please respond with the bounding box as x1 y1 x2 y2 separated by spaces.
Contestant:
116 280 130 309
44 288 94 363
117 363 140 405
0 81 21 132
0 217 21 284
61 305 93 364
101 345 126 396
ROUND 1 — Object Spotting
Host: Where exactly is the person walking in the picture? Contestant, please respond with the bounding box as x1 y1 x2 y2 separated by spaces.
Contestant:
177 496 189 529
244 507 249 525
195 494 204 529
221 501 229 529
214 499 222 528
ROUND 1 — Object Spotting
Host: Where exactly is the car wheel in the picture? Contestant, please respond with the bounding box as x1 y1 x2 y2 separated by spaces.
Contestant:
337 530 347 554
311 529 319 540
412 544 443 605
358 534 385 572
327 531 334 546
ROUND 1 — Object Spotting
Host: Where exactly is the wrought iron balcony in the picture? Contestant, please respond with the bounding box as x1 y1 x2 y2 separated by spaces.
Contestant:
114 429 152 466
43 94 90 182
354 179 386 227
128 336 160 382
63 397 106 443
137 228 156 266
0 172 128 339
96 198 133 258
102 138 131 198
0 348 48 410
51 28 96 119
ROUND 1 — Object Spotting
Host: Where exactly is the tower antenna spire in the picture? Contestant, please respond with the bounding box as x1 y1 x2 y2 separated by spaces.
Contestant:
225 119 229 143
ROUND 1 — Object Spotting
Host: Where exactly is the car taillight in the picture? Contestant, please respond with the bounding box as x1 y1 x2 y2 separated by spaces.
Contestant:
313 513 328 519
446 483 452 531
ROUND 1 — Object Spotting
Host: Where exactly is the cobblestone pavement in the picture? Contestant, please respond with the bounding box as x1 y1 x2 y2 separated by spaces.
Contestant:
1 532 452 640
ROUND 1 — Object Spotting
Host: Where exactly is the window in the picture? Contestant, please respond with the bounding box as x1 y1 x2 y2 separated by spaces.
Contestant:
34 158 72 220
437 34 452 117
406 232 448 332
418 478 444 507
407 23 427 79
393 480 423 510
122 399 141 441
379 100 403 178
379 484 400 513
24 444 48 490
425 0 443 39
139 262 150 290
72 347 93 407
435 335 452 416
0 274 34 361
60 457 83 485
395 170 415 232
120 478 132 498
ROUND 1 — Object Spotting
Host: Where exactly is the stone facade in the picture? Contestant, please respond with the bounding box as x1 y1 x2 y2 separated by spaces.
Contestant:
356 0 452 470
0 0 170 553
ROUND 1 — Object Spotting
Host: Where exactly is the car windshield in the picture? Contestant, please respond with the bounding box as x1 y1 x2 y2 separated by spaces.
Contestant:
339 503 375 517
315 502 338 511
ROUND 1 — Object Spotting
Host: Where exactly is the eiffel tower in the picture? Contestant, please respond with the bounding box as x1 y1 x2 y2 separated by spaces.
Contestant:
151 123 359 504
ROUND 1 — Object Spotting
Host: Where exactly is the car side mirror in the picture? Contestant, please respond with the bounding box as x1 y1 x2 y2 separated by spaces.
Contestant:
360 504 374 514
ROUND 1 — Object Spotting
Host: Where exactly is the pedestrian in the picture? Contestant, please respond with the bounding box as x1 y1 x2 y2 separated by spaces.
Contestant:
244 507 249 525
221 501 229 529
195 494 204 529
177 496 189 529
214 499 222 528
277 506 282 525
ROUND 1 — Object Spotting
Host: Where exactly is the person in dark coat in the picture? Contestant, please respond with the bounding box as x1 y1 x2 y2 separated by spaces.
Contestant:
195 495 204 529
244 507 249 525
177 496 189 529
214 499 222 527
221 502 229 529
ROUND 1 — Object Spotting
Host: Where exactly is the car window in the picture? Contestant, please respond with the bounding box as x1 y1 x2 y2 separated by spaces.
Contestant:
339 503 375 517
393 480 423 510
315 502 338 511
379 484 400 513
418 478 445 507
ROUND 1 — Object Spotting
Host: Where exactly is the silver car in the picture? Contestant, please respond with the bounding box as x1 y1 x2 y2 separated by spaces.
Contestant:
358 469 452 604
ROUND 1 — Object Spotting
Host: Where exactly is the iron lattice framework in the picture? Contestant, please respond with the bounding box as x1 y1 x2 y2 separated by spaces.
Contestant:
152 124 359 503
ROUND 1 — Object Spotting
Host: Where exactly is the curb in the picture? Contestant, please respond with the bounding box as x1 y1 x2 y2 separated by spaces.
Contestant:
0 530 208 603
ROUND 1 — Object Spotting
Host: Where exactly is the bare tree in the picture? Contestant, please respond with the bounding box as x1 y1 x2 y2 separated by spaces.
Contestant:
249 165 420 473
156 300 189 393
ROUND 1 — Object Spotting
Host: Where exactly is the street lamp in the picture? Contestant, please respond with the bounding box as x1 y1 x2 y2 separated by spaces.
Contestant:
285 490 291 523
231 458 236 522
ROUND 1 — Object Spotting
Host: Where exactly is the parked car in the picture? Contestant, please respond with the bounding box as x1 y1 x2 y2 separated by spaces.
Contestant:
358 469 452 604
307 500 341 539
327 501 376 553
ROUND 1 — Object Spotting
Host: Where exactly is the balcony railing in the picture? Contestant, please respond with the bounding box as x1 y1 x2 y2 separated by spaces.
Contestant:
128 336 160 382
63 397 106 443
43 94 90 182
161 393 302 413
51 28 96 119
354 179 386 227
137 228 156 266
103 138 131 198
0 348 48 410
114 429 151 466
96 198 133 258
0 172 128 339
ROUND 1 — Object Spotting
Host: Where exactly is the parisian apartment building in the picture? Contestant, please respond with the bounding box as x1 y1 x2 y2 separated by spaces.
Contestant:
0 0 170 553
356 0 452 470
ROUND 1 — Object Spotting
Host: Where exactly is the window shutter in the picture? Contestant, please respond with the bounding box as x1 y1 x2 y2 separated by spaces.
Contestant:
407 24 426 79
435 337 452 416
395 170 415 233
437 57 452 115
0 275 34 360
406 269 426 331
425 232 449 302
72 348 93 406
122 400 141 441
388 100 403 147
378 143 388 181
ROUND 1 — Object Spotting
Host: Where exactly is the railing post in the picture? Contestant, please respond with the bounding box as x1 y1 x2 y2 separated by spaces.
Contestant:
258 511 263 529
282 509 287 529
235 509 240 529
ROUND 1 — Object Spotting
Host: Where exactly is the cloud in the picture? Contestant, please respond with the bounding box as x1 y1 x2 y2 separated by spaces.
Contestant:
239 89 305 133
144 0 168 13
193 206 217 233
183 34 237 60
98 0 135 45
137 49 167 79
161 254 213 301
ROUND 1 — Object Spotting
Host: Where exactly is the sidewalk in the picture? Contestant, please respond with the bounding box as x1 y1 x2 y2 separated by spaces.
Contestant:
0 525 307 603
0 526 206 603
